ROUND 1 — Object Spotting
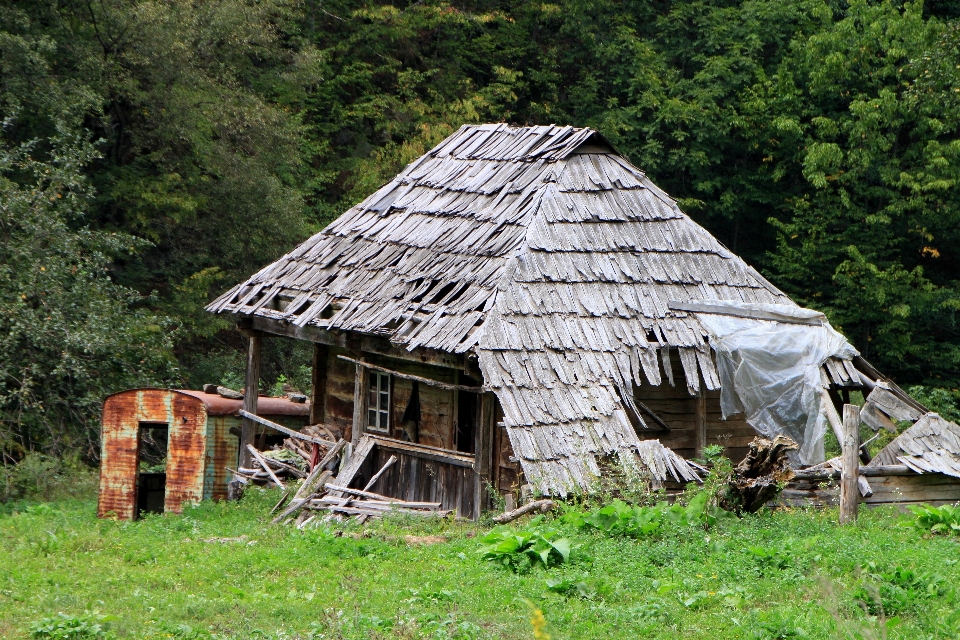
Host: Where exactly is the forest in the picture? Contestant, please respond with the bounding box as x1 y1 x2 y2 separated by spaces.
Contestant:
1 0 959 464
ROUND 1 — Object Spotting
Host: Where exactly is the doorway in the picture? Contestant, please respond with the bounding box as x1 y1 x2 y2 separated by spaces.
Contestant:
137 422 168 516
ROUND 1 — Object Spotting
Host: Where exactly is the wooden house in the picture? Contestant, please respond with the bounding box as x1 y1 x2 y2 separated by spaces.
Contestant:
207 124 933 517
97 388 309 519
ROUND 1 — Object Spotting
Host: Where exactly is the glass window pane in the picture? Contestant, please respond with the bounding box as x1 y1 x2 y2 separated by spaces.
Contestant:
380 411 388 428
380 391 389 411
368 409 377 428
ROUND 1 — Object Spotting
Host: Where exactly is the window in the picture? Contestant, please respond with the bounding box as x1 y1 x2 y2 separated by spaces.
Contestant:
367 372 391 432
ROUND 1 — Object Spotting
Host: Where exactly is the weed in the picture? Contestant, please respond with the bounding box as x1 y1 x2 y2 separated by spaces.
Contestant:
564 491 728 539
544 576 611 600
853 563 948 616
29 611 116 639
477 521 570 572
908 503 960 536
747 545 792 573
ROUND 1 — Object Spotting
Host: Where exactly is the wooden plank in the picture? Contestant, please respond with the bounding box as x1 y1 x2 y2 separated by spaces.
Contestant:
667 301 824 326
240 335 262 469
332 435 375 491
237 410 333 447
337 355 482 392
247 445 284 489
367 434 476 467
840 404 860 524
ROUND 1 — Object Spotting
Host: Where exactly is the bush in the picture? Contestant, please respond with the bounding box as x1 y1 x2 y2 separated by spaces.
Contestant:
1 453 98 503
477 521 571 573
908 503 960 536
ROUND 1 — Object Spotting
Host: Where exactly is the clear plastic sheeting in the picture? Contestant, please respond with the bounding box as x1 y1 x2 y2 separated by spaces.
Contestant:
693 302 858 465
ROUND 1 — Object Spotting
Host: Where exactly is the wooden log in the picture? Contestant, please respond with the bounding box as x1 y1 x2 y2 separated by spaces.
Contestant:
238 410 334 447
247 445 285 489
338 355 483 392
258 455 307 479
840 404 860 524
240 334 262 468
284 439 312 462
313 495 441 510
492 499 556 524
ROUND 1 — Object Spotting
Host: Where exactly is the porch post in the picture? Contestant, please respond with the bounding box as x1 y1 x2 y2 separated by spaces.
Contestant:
310 343 328 426
351 363 369 445
239 332 262 469
473 391 496 520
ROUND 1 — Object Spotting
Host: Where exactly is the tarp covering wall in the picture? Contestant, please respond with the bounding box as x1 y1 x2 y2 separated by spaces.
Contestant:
694 302 858 465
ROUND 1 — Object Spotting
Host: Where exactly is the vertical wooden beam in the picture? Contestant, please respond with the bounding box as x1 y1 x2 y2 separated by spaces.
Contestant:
240 333 262 469
473 391 496 520
309 343 328 426
840 403 860 525
694 379 707 458
351 363 369 446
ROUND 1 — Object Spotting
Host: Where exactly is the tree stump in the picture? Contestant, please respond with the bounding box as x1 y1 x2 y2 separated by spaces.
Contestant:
722 435 798 514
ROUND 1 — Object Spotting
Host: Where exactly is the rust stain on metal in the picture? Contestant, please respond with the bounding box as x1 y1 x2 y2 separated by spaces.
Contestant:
98 392 140 520
176 390 310 417
164 391 207 514
209 416 240 501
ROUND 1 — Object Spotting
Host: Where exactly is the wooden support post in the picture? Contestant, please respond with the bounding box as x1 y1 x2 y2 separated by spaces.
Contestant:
694 380 707 458
310 343 328 426
473 392 496 520
240 333 262 469
351 363 369 446
840 403 860 525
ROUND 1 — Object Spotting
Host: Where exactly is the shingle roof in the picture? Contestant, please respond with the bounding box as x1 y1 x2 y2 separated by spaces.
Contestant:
209 123 796 494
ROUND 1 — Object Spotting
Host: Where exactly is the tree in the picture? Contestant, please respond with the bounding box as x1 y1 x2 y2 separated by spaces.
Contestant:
0 124 176 461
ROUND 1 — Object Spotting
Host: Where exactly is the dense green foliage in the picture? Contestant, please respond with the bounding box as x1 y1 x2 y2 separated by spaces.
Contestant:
1 0 959 457
3 491 960 638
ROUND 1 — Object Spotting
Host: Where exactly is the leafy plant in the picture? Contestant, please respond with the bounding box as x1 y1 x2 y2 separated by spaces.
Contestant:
908 503 960 536
853 563 948 616
29 611 116 639
477 523 571 573
565 491 729 539
748 546 792 573
545 576 611 600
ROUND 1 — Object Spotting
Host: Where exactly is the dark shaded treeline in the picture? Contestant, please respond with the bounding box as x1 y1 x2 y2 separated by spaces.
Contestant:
1 0 958 458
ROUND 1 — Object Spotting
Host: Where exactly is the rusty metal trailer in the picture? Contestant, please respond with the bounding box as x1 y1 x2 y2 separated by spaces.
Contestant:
97 389 309 519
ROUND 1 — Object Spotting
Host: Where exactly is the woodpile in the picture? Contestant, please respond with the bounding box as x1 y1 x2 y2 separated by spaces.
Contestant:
271 452 453 528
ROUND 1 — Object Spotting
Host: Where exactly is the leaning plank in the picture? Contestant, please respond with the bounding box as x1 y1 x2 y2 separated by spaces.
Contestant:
328 436 376 498
331 455 398 512
492 499 556 524
313 495 441 510
247 445 285 489
323 483 440 508
295 440 347 501
238 409 335 447
337 355 482 392
636 399 671 431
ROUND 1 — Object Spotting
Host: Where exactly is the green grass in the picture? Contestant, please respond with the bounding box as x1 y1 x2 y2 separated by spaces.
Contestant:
1 489 959 639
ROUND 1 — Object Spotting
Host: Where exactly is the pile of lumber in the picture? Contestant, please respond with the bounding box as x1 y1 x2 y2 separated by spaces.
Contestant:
231 439 311 487
272 438 452 528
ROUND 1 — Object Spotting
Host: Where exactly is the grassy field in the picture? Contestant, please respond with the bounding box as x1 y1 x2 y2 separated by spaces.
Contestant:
1 488 959 640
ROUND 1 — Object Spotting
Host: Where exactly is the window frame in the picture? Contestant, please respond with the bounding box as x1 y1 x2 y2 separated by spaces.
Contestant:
366 371 391 433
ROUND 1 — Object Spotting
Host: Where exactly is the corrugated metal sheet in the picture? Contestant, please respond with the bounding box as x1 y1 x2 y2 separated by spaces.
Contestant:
176 390 310 417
